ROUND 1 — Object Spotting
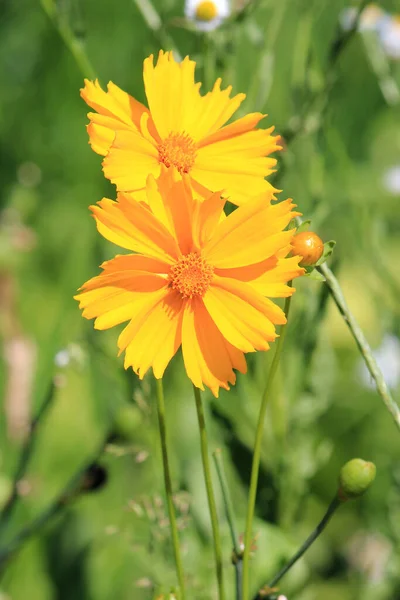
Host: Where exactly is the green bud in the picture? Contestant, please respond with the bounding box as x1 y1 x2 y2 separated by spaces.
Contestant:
338 458 376 501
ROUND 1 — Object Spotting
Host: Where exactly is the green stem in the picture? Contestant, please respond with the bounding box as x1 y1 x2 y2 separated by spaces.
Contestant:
242 294 292 600
254 496 341 598
40 0 97 79
213 449 240 557
213 449 242 600
318 262 400 431
155 379 186 599
193 386 225 600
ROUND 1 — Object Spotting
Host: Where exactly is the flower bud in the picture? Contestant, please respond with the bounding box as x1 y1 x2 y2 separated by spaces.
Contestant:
292 231 324 267
338 458 376 501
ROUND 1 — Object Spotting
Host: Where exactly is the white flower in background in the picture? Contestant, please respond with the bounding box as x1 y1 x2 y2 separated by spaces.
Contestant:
185 0 230 31
380 15 400 59
358 335 400 390
383 165 400 195
339 4 388 33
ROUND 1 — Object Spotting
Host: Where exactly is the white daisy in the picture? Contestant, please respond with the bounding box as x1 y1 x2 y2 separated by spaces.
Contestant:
383 165 400 195
185 0 230 32
380 15 400 60
339 4 388 33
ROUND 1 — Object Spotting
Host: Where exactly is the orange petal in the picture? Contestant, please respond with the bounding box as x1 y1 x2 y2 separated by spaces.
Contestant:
123 289 184 379
103 129 160 192
198 112 266 147
181 299 244 397
203 279 278 353
203 196 297 268
100 254 169 274
91 196 180 262
215 255 304 297
81 79 149 155
75 274 168 330
192 190 225 248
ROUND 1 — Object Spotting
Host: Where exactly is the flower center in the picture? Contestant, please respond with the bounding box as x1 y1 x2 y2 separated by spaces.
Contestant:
169 253 214 299
195 0 218 21
158 132 197 174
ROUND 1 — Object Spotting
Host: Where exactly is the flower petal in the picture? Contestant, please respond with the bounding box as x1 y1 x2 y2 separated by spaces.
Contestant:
143 51 203 140
81 79 149 155
123 289 184 379
203 277 280 353
203 196 297 268
102 129 160 192
91 195 180 262
75 269 168 330
198 112 267 147
181 298 245 397
217 255 304 297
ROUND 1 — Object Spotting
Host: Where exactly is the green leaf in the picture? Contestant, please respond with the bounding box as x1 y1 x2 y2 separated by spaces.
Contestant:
315 240 336 266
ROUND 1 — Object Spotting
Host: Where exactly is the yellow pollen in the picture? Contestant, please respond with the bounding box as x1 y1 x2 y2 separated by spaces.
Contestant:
195 0 218 21
158 132 197 174
169 253 214 299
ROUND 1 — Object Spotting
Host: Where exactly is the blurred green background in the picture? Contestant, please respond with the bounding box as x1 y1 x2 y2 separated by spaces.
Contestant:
1 0 400 598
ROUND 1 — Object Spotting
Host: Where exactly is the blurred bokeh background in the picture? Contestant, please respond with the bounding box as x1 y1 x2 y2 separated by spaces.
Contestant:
1 0 400 598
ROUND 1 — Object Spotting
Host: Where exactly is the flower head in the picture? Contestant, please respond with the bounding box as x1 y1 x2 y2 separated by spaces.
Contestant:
81 50 280 206
380 15 400 60
75 172 303 396
185 0 230 31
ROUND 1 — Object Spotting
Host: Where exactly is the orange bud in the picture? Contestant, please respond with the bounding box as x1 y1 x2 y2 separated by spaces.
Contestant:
292 231 324 267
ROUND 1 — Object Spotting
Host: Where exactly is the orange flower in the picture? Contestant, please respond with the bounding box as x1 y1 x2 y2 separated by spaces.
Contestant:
74 172 303 396
81 50 280 206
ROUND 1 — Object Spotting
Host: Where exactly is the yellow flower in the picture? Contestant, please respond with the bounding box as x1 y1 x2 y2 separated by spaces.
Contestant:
81 50 280 206
75 171 303 396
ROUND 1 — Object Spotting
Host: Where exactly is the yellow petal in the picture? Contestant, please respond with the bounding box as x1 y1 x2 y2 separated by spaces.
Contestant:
123 290 184 379
181 299 242 397
203 280 276 353
103 129 160 192
198 112 267 147
143 51 203 140
203 196 297 268
91 196 180 262
81 79 148 155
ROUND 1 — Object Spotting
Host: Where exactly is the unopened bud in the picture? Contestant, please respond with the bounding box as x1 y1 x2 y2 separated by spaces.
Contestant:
338 458 376 501
292 231 324 267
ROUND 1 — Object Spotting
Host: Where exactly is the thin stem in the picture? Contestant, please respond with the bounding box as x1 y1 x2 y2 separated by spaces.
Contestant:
213 449 240 557
0 382 55 537
242 294 292 600
318 262 400 431
254 496 341 598
193 385 225 600
155 379 186 599
40 0 97 80
213 449 242 600
131 0 181 61
0 434 109 568
235 559 243 600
